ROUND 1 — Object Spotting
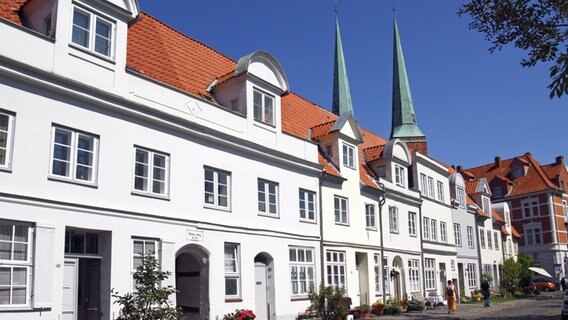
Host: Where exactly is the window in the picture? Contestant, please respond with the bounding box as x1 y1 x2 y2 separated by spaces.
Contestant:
374 254 381 293
326 251 346 287
334 196 349 225
507 239 513 256
467 226 474 248
377 166 386 178
494 186 503 198
64 231 98 254
431 219 437 241
204 167 230 209
342 144 355 168
51 126 99 184
440 222 447 243
366 204 376 229
230 98 239 111
427 177 434 198
494 231 499 250
0 111 15 170
505 211 511 227
456 187 465 208
71 6 114 57
132 238 158 291
420 174 427 196
487 230 493 249
224 243 240 297
454 223 461 247
408 212 417 236
563 201 568 220
289 247 316 296
389 206 399 233
521 198 539 218
0 220 32 306
424 258 436 290
525 226 542 245
436 181 444 202
511 166 524 178
383 256 389 294
133 147 169 196
395 165 405 187
482 197 491 214
299 189 316 222
423 217 430 240
479 228 486 249
325 144 333 157
258 179 278 215
467 263 477 288
253 89 274 125
408 259 421 292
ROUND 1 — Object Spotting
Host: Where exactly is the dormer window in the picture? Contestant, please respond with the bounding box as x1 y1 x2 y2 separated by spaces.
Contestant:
253 89 274 126
342 143 355 168
510 166 524 179
394 165 405 187
482 196 490 214
376 166 386 178
456 187 465 208
325 144 333 157
494 186 503 198
71 6 115 58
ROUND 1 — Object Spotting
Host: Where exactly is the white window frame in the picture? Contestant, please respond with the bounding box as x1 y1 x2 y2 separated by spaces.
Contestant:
258 179 279 216
563 200 568 221
440 221 447 243
525 225 542 245
494 231 500 250
436 180 444 202
454 223 461 247
423 217 430 240
431 219 437 242
389 206 399 233
50 126 99 185
487 230 493 249
467 263 477 288
482 196 491 214
427 176 434 198
326 251 346 287
0 110 15 171
289 247 316 296
479 228 486 249
253 88 275 126
366 204 376 230
342 143 355 169
334 196 349 225
408 259 421 292
521 197 539 218
204 167 231 210
131 238 159 292
383 256 389 294
71 6 115 58
408 212 417 237
394 165 405 187
299 189 316 222
456 187 465 208
467 226 474 248
420 173 427 196
374 254 381 293
0 220 33 307
424 258 436 290
224 243 241 298
132 147 169 197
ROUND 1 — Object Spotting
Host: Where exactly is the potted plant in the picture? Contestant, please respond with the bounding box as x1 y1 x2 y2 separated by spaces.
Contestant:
471 289 482 302
401 299 409 312
354 304 371 318
371 300 384 315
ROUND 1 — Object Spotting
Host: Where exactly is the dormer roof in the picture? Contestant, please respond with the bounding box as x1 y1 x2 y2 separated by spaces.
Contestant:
0 0 26 24
235 50 289 94
363 145 385 162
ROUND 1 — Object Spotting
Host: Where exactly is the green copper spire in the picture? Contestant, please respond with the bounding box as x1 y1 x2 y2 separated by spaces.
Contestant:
332 17 354 117
390 17 425 139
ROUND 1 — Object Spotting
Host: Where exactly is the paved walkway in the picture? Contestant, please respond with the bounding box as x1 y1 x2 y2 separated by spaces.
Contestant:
371 292 560 320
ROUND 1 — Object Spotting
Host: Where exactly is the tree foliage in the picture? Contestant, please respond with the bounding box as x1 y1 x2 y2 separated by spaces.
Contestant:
499 254 534 295
112 253 181 320
307 284 348 320
458 0 568 98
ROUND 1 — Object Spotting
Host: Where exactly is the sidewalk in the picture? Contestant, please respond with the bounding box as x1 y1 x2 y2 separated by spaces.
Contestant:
371 292 559 320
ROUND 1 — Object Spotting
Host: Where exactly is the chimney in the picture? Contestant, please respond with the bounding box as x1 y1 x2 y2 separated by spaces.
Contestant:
495 156 501 167
556 156 565 166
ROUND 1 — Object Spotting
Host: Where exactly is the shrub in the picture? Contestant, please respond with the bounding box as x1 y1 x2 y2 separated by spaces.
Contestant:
223 309 256 320
307 284 347 320
383 305 402 315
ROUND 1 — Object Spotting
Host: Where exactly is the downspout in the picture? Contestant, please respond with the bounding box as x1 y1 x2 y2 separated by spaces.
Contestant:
377 182 387 304
475 214 483 285
319 173 325 287
548 192 559 278
419 203 426 296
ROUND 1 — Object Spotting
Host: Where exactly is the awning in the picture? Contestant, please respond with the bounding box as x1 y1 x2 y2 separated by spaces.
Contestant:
529 267 553 277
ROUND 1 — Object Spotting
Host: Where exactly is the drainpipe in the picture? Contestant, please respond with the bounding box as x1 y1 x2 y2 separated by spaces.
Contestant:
319 173 325 287
419 203 426 297
377 182 387 304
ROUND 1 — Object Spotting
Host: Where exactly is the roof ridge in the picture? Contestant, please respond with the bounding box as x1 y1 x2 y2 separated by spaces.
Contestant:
285 92 337 118
310 119 337 130
523 154 558 190
137 12 237 65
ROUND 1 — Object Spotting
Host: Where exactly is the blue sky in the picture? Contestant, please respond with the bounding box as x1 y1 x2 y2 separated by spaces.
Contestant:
138 0 566 169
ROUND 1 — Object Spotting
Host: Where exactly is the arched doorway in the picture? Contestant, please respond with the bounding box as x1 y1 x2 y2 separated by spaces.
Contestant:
392 256 406 300
254 252 275 320
176 244 209 320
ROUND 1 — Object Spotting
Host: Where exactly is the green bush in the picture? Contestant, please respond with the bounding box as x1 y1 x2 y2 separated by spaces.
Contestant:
307 284 347 320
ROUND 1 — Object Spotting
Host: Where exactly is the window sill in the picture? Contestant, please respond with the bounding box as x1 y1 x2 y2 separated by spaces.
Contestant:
366 227 377 231
203 204 231 212
253 120 276 131
0 306 34 312
48 176 98 188
69 43 116 65
290 296 310 301
258 212 280 219
0 166 12 173
131 191 170 201
335 222 349 227
300 219 317 224
225 298 243 303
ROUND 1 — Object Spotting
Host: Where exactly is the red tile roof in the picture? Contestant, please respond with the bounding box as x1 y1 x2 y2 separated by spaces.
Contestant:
492 210 505 224
363 145 385 162
281 93 338 139
465 153 559 197
310 120 336 140
360 163 378 189
464 180 478 195
500 225 510 236
318 151 341 178
511 226 522 238
0 0 25 24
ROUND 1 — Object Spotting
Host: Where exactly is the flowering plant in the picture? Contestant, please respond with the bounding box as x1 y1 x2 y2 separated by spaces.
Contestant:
223 309 256 320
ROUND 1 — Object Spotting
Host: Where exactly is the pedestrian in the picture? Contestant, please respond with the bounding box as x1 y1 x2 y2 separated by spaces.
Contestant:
445 279 457 314
561 277 566 291
480 279 491 307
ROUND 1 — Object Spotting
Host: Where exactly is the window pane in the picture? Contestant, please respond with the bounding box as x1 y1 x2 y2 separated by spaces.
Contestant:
0 242 11 260
0 288 9 305
72 10 90 47
86 233 98 254
152 181 164 194
153 154 166 168
253 91 262 121
134 177 147 191
289 249 296 261
77 135 93 151
225 279 237 296
12 268 26 285
0 225 11 241
53 144 70 161
153 167 165 181
12 288 26 304
306 250 313 262
76 150 93 166
133 256 142 270
0 268 9 285
135 163 148 177
95 20 111 56
75 165 92 181
135 150 149 163
13 243 26 261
